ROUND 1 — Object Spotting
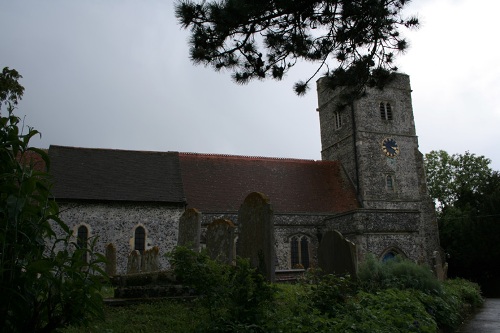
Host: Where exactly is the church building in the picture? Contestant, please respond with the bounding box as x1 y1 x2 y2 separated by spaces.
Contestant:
48 73 441 274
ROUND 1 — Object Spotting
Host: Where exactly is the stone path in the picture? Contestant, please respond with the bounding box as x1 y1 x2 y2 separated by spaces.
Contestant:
457 298 500 333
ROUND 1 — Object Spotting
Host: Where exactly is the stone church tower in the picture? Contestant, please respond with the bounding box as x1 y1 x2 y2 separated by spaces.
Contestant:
316 74 441 265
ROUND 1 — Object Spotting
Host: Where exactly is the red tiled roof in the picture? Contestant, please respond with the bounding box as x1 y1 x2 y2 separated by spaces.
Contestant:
179 153 359 214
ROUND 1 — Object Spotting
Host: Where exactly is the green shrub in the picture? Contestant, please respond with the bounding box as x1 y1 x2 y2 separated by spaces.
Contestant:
444 278 483 309
358 254 442 294
308 273 357 317
413 289 461 333
166 246 274 331
335 289 437 333
265 284 334 333
412 279 482 333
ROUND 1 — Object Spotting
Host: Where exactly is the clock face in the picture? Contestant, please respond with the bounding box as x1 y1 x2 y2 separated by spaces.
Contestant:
382 138 399 157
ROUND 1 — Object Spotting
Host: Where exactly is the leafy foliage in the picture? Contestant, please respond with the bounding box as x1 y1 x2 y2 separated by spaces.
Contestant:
166 246 274 331
424 150 493 210
414 279 483 333
308 272 357 317
424 150 500 296
175 0 419 95
357 254 442 294
62 272 482 333
335 289 437 333
0 67 107 332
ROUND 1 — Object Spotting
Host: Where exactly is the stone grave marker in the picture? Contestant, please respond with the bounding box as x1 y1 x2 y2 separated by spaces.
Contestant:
127 250 141 274
142 246 160 273
317 230 357 277
433 250 448 281
177 208 202 251
206 218 236 264
237 192 275 282
105 243 117 276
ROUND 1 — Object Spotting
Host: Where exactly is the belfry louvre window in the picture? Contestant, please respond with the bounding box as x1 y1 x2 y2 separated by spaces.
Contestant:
380 102 393 120
134 226 146 254
334 111 342 129
290 235 310 269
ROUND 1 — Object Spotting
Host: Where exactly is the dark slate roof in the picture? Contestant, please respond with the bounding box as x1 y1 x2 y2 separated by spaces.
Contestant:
179 153 359 214
49 145 185 203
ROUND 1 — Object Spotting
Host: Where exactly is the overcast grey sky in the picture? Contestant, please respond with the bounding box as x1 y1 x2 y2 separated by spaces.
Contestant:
1 0 499 170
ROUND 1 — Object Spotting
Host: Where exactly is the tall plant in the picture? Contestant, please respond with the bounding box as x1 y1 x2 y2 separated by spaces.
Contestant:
0 67 106 332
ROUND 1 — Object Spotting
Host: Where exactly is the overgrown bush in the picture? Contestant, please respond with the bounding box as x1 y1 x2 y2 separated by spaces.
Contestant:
308 272 357 317
0 67 107 332
265 283 334 333
444 278 483 309
356 253 482 332
166 246 274 331
357 254 442 294
335 289 437 333
61 263 483 333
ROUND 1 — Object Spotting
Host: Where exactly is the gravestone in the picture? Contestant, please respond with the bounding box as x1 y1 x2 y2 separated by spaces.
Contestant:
206 218 236 264
142 246 160 272
317 230 357 277
433 250 448 281
105 243 117 276
127 250 141 274
177 208 202 251
237 192 275 282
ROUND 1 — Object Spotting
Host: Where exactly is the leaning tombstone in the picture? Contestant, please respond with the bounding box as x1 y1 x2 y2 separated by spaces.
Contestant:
127 250 141 274
105 243 117 276
206 218 236 264
237 192 275 282
317 230 357 277
177 208 202 252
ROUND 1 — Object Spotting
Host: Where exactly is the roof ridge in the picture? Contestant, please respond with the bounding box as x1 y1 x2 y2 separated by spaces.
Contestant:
179 151 324 162
49 145 177 155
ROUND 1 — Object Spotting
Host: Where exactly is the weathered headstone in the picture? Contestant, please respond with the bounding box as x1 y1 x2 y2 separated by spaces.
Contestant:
317 230 357 277
127 250 141 274
177 208 202 252
206 218 236 264
142 246 160 272
237 192 275 282
105 243 117 276
433 250 448 281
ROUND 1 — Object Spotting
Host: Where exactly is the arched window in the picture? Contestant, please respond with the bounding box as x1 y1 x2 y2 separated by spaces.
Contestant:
381 247 405 262
290 235 310 269
382 251 397 262
134 226 146 254
380 102 393 120
77 225 89 263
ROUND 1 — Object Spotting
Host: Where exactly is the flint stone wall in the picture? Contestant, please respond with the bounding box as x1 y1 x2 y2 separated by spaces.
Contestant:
58 202 183 274
325 209 422 262
199 212 328 269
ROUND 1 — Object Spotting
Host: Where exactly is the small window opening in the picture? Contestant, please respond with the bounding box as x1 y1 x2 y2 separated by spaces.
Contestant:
77 225 89 263
386 175 394 192
134 226 146 254
334 111 342 129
